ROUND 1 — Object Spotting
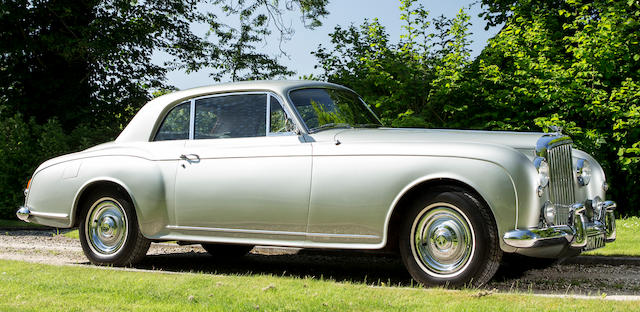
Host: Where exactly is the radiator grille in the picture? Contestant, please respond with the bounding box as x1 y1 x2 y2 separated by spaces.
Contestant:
547 143 575 225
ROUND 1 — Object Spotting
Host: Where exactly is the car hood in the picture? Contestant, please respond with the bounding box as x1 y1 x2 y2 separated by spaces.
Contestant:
327 128 545 151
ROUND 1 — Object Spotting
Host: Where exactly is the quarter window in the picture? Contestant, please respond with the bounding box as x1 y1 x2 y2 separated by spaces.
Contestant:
269 96 290 133
154 102 190 141
195 94 267 139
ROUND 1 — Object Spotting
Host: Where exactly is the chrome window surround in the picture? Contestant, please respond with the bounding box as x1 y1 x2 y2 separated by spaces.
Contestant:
151 91 298 141
266 95 296 137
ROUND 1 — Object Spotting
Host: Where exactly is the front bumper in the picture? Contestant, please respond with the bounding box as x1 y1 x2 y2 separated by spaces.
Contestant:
503 200 616 254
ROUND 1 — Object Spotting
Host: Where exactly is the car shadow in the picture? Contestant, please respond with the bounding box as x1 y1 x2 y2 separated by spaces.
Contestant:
126 247 551 288
135 248 416 286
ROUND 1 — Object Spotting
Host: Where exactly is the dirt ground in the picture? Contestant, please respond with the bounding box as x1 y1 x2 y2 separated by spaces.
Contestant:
1 229 639 297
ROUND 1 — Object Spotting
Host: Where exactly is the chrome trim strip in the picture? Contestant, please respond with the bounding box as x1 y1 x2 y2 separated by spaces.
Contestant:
30 211 69 220
308 232 379 239
166 225 379 239
18 206 69 221
266 94 271 135
188 99 195 140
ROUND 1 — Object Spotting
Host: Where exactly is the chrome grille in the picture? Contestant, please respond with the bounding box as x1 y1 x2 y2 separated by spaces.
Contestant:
547 143 575 225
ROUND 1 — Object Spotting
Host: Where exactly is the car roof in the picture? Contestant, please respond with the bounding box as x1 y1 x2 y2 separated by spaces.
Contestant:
116 80 350 143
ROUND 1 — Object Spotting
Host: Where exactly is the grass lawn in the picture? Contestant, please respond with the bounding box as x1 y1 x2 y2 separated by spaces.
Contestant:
585 217 640 257
0 260 637 311
62 229 79 239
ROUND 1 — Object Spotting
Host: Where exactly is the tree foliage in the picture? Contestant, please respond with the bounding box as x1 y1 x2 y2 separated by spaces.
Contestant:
313 0 473 128
471 0 640 215
0 0 328 218
314 0 640 215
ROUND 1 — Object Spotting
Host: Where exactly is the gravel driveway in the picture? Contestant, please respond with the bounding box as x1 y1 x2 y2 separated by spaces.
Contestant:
1 229 639 297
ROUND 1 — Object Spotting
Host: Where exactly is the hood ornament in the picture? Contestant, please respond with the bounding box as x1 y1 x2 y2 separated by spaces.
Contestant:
548 125 563 136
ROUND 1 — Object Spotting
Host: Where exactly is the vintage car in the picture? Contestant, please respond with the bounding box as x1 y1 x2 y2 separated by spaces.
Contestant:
17 80 616 286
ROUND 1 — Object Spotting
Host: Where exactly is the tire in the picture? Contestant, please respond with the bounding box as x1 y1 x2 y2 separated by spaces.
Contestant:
78 190 150 266
201 243 254 257
399 187 502 287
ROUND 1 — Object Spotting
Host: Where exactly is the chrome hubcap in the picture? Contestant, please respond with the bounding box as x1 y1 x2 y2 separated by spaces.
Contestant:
86 198 128 255
412 203 474 276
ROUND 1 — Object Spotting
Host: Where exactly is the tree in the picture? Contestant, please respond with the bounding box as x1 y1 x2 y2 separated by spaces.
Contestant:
312 0 473 128
0 0 329 218
0 0 328 132
470 0 640 215
314 0 640 215
207 3 295 81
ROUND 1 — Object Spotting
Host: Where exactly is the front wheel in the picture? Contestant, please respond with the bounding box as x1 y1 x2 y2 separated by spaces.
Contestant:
399 187 502 287
79 190 150 266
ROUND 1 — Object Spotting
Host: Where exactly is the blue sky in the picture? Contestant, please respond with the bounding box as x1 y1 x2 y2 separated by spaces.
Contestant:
159 0 501 90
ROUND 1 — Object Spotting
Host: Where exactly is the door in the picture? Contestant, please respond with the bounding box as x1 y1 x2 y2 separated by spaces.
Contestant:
173 93 312 241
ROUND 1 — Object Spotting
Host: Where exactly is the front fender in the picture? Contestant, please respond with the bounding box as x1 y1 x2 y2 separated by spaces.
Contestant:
310 141 541 252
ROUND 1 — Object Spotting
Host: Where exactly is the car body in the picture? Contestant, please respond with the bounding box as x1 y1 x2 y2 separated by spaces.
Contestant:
17 80 617 286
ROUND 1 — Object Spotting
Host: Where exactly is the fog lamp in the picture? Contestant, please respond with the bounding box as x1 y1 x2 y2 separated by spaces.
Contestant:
543 202 555 226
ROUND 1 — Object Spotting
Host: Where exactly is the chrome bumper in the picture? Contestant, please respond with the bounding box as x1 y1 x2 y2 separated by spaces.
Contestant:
16 206 31 222
503 200 616 251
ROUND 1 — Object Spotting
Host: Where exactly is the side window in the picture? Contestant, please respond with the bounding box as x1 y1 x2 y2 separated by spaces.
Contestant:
154 102 190 141
195 94 267 139
269 96 290 133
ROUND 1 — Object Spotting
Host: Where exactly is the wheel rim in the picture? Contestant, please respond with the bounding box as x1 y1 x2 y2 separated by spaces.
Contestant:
411 203 474 277
86 198 128 255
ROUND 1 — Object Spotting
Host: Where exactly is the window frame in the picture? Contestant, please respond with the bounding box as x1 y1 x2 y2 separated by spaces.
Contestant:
151 91 296 142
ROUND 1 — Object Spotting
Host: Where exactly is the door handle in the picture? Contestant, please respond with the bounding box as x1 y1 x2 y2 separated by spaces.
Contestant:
180 154 200 162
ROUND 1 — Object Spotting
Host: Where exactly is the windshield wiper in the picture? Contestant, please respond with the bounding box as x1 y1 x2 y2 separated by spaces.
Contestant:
310 123 353 132
353 123 381 128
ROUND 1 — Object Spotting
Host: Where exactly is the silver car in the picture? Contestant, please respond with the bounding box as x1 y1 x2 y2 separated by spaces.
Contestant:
17 80 616 286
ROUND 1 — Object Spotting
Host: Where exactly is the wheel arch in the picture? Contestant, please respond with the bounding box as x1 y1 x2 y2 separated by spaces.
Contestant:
383 177 497 252
71 178 138 228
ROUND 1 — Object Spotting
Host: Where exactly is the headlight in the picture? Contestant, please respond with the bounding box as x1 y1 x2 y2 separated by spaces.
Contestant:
534 157 550 188
576 158 591 186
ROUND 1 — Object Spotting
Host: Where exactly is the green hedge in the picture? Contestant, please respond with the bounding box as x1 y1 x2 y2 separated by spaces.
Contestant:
0 114 117 219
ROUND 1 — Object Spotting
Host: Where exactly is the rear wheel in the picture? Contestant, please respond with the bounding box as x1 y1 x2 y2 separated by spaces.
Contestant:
201 243 254 257
79 190 150 266
399 187 502 287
